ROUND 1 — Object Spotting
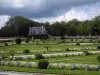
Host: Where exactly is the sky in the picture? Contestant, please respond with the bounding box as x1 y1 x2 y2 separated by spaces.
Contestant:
0 0 100 28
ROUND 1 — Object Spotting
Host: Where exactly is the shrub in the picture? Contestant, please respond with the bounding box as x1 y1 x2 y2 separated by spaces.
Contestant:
76 43 80 46
45 46 49 51
61 40 66 43
83 51 90 55
25 38 29 43
65 48 70 51
96 56 100 62
4 43 8 46
15 38 21 44
70 39 73 41
23 49 30 54
38 60 49 69
98 40 100 43
35 53 44 59
97 46 100 49
89 39 93 43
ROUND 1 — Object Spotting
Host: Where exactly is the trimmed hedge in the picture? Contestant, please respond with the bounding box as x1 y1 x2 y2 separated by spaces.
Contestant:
23 49 30 54
38 60 49 69
15 38 21 44
35 53 44 60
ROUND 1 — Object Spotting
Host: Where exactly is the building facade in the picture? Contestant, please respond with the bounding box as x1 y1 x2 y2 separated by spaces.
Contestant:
28 26 49 39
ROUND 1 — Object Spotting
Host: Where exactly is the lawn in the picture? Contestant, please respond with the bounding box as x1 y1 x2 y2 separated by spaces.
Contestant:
0 66 100 75
0 39 100 75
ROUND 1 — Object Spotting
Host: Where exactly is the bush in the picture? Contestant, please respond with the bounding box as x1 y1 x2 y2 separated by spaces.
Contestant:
76 43 80 46
38 60 49 69
23 49 30 54
83 51 90 55
61 40 66 43
15 38 21 44
65 48 70 51
97 56 100 62
70 39 73 41
25 38 29 43
89 39 93 43
98 40 100 43
45 46 49 51
35 53 44 59
97 46 100 49
4 43 8 46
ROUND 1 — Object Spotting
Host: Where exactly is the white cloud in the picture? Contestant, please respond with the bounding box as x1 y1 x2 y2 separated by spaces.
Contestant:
33 3 100 22
0 2 100 29
0 15 10 29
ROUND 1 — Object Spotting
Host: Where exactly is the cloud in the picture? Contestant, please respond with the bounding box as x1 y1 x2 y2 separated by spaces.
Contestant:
0 0 100 18
33 3 100 22
0 15 10 28
0 0 100 28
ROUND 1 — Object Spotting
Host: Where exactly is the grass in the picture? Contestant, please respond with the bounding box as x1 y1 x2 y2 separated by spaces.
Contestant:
17 55 100 65
0 39 100 75
0 43 97 51
0 66 100 75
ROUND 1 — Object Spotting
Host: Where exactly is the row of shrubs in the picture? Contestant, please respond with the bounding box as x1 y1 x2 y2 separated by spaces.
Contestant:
4 46 96 54
11 51 100 60
0 60 100 71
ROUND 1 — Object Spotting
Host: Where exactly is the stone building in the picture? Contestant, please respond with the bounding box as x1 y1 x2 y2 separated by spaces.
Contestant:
28 26 49 39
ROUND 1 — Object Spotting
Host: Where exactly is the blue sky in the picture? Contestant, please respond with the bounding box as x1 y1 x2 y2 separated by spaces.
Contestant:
0 0 100 28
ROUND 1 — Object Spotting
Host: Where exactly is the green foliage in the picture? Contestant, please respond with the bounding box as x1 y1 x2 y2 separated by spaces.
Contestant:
35 53 44 60
23 49 30 54
70 39 73 41
45 46 49 51
1 54 8 60
97 46 100 49
65 48 70 51
83 51 90 55
15 38 21 44
96 56 100 62
61 40 66 43
38 60 49 69
25 38 29 43
98 40 100 43
76 43 80 46
89 39 93 43
4 42 8 46
1 15 100 37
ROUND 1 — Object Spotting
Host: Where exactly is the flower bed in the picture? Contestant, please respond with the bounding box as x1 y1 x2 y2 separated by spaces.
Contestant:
11 51 100 60
0 61 100 71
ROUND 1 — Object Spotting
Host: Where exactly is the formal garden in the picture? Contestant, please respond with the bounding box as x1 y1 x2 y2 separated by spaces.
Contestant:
0 37 100 75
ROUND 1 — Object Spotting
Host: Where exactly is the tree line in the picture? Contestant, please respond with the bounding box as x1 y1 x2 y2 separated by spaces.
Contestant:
0 16 100 37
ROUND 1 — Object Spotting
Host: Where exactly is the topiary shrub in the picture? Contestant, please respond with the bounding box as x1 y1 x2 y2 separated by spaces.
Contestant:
83 51 90 55
65 48 70 51
38 60 49 69
35 53 44 60
61 40 66 43
25 38 29 43
70 39 73 41
97 56 100 63
15 38 21 44
76 43 80 46
4 43 8 46
45 46 49 51
97 46 100 49
23 49 30 54
98 40 100 43
89 39 93 43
